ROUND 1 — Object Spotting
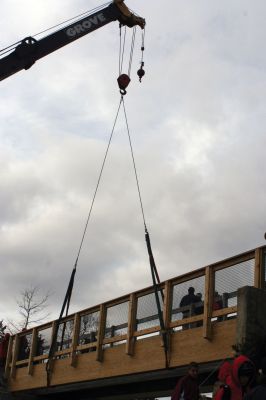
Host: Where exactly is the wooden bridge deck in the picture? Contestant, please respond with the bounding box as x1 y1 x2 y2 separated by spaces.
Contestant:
5 245 266 396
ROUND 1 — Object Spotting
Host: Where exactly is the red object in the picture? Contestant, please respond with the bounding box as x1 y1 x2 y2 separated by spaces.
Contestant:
0 333 10 362
171 374 199 400
117 74 131 94
218 361 232 382
215 356 256 400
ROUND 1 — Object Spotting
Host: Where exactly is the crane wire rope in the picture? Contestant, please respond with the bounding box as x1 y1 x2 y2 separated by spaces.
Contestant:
119 26 127 75
73 97 123 269
128 27 136 76
118 23 137 79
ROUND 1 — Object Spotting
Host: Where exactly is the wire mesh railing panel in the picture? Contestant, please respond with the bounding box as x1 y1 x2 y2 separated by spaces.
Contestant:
214 258 255 309
105 301 129 338
136 291 163 332
17 333 32 361
78 311 100 345
171 276 205 328
56 319 74 351
36 326 52 356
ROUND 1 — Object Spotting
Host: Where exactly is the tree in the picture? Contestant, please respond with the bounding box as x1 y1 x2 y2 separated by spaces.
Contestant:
0 320 7 339
8 286 51 332
18 286 50 329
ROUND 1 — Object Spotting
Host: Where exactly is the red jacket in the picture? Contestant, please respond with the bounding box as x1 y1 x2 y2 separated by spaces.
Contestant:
218 361 233 383
171 374 199 400
214 356 255 400
0 333 10 361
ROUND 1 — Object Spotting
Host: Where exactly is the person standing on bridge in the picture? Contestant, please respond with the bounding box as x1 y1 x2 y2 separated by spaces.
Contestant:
171 361 200 400
180 287 200 329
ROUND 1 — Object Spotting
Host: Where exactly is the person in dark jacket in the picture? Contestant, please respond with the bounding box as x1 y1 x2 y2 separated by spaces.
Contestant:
180 287 200 329
171 362 200 400
214 355 256 400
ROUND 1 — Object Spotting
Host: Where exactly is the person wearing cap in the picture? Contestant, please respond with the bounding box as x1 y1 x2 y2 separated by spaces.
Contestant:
171 362 200 400
244 357 266 399
215 355 256 400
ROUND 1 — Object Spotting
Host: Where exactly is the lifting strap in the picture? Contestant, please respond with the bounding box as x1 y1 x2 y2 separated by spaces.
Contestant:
145 228 169 368
122 98 170 368
46 264 76 386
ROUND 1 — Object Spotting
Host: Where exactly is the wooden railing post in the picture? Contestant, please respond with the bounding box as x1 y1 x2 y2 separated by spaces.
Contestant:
163 281 172 365
47 320 57 378
10 334 19 379
96 304 106 362
70 313 80 367
4 335 13 379
163 281 172 329
28 328 37 375
254 248 264 289
126 293 137 356
203 266 214 339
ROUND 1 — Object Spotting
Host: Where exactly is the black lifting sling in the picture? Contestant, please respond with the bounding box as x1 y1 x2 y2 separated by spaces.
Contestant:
145 227 169 368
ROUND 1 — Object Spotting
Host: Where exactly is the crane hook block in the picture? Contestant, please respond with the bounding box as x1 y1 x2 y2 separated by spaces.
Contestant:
117 73 131 95
137 65 145 82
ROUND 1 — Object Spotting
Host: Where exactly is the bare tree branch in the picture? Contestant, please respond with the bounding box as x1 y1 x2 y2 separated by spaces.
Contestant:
15 285 51 330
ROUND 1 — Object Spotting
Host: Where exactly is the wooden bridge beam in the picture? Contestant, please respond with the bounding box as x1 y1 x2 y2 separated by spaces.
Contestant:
126 293 137 356
203 266 214 340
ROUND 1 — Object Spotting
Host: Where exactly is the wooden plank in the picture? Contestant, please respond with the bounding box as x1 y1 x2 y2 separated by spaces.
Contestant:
32 354 48 362
15 360 29 366
70 313 80 367
103 296 130 309
46 320 57 380
126 293 137 356
213 252 255 272
76 342 97 351
28 328 37 375
10 334 19 379
96 304 106 362
169 314 203 329
103 335 127 345
133 326 160 337
9 320 237 392
54 348 72 357
163 281 172 329
254 248 264 289
4 335 13 379
171 270 205 286
203 266 214 339
136 284 165 299
170 319 236 366
212 306 237 318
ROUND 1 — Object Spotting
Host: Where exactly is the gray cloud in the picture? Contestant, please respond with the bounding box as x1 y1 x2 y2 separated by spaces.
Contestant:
0 1 265 327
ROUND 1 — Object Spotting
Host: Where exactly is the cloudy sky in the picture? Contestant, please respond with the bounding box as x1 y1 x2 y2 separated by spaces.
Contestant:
0 0 266 328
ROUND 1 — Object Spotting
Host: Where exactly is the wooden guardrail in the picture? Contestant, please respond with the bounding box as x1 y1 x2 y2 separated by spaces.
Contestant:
5 245 266 381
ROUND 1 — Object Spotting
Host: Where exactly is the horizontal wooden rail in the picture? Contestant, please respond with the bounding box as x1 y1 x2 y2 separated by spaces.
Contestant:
6 245 264 389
